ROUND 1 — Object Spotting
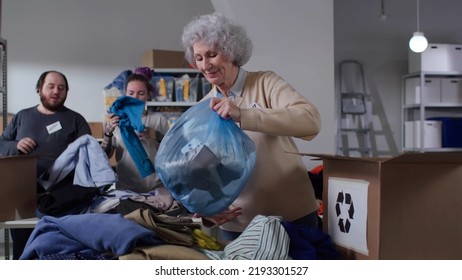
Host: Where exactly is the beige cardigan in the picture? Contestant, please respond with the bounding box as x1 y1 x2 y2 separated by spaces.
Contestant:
203 70 321 232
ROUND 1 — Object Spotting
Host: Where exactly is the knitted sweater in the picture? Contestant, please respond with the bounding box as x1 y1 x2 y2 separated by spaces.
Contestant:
203 70 321 232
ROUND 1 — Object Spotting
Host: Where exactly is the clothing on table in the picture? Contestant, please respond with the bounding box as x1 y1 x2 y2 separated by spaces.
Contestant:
36 135 117 217
124 208 200 247
201 215 291 260
111 106 169 192
20 213 163 260
202 68 321 233
281 220 338 260
90 188 185 216
89 189 141 213
219 229 241 241
38 134 116 190
219 210 319 241
191 229 224 251
204 215 336 260
0 105 91 176
119 244 210 260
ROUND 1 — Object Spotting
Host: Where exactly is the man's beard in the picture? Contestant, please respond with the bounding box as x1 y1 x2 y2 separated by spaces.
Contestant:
40 95 66 112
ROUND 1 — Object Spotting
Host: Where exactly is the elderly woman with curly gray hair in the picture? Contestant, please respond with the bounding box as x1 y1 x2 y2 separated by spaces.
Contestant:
181 12 321 240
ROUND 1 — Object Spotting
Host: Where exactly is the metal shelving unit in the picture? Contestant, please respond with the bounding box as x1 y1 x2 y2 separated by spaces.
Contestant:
149 68 203 104
147 68 205 126
0 38 6 132
0 37 8 258
402 71 462 152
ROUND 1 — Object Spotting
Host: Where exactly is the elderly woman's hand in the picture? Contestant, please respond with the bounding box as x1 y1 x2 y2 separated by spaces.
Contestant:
194 207 243 227
210 97 241 122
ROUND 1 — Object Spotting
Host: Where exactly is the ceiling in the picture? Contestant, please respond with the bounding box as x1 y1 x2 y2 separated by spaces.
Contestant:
335 0 462 51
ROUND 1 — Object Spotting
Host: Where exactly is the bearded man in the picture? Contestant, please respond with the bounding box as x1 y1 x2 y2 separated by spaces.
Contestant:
0 70 91 259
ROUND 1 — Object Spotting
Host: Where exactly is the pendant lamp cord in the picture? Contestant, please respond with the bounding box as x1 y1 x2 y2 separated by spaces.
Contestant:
380 0 385 16
416 0 420 32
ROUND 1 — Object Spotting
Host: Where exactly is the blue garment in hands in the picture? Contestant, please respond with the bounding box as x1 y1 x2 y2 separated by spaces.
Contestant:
110 96 155 178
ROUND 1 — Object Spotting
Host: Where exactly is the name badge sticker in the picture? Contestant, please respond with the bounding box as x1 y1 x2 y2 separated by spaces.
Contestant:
46 121 62 134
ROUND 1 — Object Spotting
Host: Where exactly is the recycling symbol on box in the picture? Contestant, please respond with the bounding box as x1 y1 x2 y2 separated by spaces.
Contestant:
335 191 355 233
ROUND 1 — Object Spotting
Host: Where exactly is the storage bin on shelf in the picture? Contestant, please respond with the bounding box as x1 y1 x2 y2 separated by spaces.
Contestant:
151 74 175 102
427 117 462 148
409 43 462 73
441 78 462 103
174 74 199 102
404 120 442 149
404 76 441 105
151 72 202 103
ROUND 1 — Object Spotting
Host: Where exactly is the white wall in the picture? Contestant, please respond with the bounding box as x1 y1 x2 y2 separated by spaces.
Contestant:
3 0 335 169
3 0 214 122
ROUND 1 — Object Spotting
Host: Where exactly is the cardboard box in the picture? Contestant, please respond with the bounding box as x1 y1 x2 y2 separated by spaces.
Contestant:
88 122 104 139
409 43 462 73
0 155 37 222
297 152 462 259
141 49 189 68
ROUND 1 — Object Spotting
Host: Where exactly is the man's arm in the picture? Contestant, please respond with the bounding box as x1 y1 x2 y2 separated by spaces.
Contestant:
0 118 20 156
76 116 92 138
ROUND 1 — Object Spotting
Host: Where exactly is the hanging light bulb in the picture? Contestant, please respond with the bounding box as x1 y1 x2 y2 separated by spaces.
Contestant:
409 0 428 53
409 32 428 53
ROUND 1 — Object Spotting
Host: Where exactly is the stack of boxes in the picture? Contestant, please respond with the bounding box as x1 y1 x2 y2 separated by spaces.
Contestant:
405 43 462 149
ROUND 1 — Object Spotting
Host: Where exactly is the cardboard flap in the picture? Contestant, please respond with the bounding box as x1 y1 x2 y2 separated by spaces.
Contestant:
288 152 386 163
385 152 462 164
290 151 462 164
0 153 52 161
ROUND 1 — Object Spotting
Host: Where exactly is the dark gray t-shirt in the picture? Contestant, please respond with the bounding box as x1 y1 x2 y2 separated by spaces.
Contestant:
0 105 91 176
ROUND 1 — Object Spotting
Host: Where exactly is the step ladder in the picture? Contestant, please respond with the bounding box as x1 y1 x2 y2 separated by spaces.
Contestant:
337 60 372 157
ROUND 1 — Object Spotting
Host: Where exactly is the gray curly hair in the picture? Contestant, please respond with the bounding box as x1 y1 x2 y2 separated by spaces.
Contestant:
181 12 253 67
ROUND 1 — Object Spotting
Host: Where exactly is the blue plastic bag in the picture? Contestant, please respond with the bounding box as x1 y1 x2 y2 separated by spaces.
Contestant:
155 99 256 216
